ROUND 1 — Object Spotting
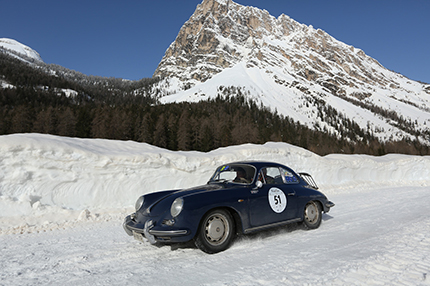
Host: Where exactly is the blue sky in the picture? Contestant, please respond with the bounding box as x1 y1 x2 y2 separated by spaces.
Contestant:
1 0 429 83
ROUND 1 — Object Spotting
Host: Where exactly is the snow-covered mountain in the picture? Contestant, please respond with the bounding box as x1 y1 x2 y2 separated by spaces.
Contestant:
0 38 43 63
154 0 430 144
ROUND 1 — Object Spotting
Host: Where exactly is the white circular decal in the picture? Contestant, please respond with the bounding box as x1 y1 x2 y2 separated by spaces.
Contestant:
268 187 287 213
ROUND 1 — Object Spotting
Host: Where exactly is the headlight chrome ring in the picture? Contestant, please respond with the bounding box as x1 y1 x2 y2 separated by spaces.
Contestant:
135 196 144 211
170 197 184 218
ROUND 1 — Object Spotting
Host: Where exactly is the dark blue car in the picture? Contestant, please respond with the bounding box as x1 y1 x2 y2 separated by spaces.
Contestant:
123 161 334 253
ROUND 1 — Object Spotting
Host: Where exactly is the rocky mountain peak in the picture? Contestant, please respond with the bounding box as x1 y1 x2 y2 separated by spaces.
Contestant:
153 0 391 93
154 0 276 81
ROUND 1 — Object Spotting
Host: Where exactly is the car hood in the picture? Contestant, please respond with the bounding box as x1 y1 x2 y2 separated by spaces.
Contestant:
146 183 226 216
176 183 224 195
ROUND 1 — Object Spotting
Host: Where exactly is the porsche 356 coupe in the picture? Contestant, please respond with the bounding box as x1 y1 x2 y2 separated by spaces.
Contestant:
123 161 334 253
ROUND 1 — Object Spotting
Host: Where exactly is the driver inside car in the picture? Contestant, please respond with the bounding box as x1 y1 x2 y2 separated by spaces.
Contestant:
233 167 249 183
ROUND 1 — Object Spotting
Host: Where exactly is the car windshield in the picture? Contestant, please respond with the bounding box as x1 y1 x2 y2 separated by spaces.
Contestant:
209 164 256 185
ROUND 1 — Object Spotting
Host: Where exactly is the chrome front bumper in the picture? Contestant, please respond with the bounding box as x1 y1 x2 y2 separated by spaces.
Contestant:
123 215 188 244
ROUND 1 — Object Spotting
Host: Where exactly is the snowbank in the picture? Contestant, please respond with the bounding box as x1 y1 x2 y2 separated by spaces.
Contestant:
0 133 429 233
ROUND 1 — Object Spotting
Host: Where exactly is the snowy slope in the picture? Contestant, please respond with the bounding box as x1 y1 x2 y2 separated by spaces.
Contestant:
0 133 429 285
159 62 430 143
0 38 43 63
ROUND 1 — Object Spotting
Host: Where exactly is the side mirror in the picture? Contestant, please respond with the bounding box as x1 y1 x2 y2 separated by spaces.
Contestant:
255 180 263 189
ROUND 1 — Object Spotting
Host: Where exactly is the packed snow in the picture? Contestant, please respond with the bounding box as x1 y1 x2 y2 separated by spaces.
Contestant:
1 133 429 285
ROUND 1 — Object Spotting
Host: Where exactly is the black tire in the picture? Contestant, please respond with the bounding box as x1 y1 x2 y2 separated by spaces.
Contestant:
194 209 235 254
302 201 322 230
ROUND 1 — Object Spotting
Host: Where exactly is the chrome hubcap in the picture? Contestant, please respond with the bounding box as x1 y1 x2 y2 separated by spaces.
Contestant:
305 203 318 223
205 214 229 245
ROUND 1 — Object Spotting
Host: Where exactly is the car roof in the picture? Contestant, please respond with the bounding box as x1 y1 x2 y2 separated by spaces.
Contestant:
222 161 288 169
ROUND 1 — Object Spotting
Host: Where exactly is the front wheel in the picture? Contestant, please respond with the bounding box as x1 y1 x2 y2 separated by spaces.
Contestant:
194 209 235 254
302 201 322 230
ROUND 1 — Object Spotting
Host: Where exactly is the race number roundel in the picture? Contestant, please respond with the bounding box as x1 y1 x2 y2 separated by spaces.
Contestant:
268 187 287 213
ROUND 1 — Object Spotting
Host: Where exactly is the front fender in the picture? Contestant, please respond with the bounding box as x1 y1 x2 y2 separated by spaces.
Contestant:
180 189 250 234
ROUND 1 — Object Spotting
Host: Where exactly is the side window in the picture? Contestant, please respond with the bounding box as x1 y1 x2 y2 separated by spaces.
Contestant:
281 168 299 184
259 167 283 184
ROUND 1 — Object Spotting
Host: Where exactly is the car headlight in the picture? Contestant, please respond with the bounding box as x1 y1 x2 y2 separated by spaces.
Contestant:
135 196 144 211
170 197 184 218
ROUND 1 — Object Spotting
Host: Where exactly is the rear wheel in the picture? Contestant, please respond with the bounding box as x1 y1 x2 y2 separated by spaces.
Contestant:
194 209 235 254
302 201 322 229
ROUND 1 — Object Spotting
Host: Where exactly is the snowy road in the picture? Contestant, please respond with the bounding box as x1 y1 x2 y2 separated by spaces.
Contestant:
2 185 429 286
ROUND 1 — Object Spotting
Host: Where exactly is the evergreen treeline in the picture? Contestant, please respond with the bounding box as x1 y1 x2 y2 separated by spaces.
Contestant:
1 52 428 155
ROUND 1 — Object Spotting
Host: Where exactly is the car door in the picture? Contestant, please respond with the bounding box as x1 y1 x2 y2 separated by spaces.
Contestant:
249 167 299 227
